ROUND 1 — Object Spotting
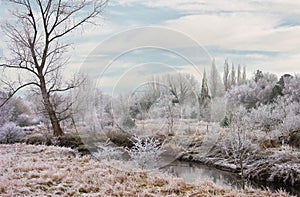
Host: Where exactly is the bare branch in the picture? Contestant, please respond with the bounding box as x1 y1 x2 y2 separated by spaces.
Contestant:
48 76 85 94
0 81 39 108
0 63 38 78
49 0 108 42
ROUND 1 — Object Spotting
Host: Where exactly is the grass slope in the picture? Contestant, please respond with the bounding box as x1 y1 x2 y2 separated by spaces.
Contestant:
0 144 291 196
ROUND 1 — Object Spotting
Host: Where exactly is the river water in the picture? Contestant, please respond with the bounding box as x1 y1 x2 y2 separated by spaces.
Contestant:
162 160 300 196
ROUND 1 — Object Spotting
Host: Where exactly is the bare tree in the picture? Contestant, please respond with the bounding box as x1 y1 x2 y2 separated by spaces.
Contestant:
141 73 199 109
165 73 199 104
0 0 107 136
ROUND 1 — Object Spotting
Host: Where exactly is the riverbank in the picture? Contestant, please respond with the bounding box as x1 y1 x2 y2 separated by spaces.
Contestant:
0 143 292 196
178 145 300 194
19 123 300 195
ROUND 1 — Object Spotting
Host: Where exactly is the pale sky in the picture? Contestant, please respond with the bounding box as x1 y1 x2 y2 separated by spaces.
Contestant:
0 0 300 94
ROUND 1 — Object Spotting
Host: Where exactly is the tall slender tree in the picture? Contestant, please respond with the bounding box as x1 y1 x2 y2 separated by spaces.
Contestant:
0 0 107 136
200 69 210 101
237 64 242 86
242 66 247 84
209 59 224 98
199 69 211 120
223 59 230 91
231 63 236 87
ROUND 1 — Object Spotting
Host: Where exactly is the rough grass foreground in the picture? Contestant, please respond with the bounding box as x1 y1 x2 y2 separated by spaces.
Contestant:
0 144 291 197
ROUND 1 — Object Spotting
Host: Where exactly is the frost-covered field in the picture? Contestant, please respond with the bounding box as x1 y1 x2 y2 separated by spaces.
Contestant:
0 144 291 196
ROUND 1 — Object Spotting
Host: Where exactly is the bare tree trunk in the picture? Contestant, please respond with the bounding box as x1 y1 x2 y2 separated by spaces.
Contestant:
47 101 64 136
40 77 63 136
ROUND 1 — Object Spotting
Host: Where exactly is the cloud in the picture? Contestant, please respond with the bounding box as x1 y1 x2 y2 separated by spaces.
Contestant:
1 0 299 88
162 13 300 52
118 0 300 17
107 0 300 76
158 11 300 76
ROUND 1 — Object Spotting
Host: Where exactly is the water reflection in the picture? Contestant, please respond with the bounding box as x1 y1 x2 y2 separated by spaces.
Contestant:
162 160 300 196
162 160 242 189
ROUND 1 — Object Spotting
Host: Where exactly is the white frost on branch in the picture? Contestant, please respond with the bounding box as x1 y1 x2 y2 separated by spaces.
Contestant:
126 135 164 169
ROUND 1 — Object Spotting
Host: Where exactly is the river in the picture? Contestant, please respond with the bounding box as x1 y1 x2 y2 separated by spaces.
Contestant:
162 160 300 196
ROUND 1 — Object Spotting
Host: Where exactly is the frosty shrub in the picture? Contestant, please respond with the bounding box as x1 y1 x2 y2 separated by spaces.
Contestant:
222 132 257 164
120 115 135 130
149 94 180 135
221 106 258 189
16 114 32 127
222 130 258 190
281 113 300 134
126 136 164 169
248 104 280 133
0 122 25 144
93 143 124 161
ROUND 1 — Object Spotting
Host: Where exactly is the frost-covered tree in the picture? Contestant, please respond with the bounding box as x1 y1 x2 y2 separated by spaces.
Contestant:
0 122 25 144
137 73 198 116
181 104 198 119
0 106 12 127
269 74 293 102
249 104 281 134
199 69 211 121
166 73 198 104
94 89 113 128
242 66 247 84
223 59 230 91
231 63 236 87
139 77 162 112
0 92 36 127
283 74 300 102
237 64 242 86
273 96 300 135
149 94 180 135
200 69 210 100
254 70 264 83
226 71 278 109
210 97 226 122
112 94 136 131
222 106 258 189
0 92 13 127
209 59 224 98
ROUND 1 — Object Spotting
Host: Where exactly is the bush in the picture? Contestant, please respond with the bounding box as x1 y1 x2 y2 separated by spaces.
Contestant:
93 143 124 160
126 136 164 169
120 115 135 130
0 122 25 144
16 114 32 127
